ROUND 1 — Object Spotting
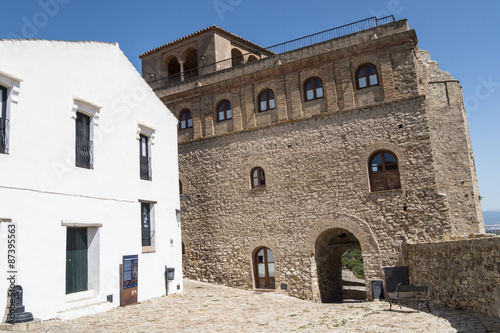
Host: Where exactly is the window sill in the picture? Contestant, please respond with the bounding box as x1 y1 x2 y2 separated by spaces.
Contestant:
142 246 155 254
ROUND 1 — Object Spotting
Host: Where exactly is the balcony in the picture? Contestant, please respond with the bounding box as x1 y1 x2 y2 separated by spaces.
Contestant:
0 119 9 154
148 16 395 91
75 137 93 169
140 157 152 181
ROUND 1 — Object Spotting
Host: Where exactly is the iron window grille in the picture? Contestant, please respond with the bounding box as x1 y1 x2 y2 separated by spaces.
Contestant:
0 86 8 154
75 112 93 169
139 134 152 180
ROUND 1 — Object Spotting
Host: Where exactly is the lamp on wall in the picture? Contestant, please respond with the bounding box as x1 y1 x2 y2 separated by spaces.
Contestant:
149 73 155 81
200 55 206 64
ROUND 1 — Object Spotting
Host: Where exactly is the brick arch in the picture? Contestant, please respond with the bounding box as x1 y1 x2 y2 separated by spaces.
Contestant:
361 142 406 191
304 213 384 300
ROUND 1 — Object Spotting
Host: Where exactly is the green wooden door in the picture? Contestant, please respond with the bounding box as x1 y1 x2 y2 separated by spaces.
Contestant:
66 228 88 294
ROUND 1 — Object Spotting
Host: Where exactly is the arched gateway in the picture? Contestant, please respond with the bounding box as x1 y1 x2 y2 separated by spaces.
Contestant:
306 214 383 302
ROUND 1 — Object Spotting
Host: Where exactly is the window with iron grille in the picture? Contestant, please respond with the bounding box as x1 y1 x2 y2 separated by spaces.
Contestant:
141 202 155 253
75 112 93 169
139 134 151 180
0 86 7 154
368 151 401 192
304 77 324 101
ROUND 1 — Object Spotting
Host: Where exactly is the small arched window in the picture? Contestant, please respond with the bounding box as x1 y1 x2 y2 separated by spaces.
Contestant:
179 109 192 130
251 167 266 188
247 55 258 62
258 89 275 112
357 64 379 89
217 100 232 122
304 77 324 101
368 151 401 192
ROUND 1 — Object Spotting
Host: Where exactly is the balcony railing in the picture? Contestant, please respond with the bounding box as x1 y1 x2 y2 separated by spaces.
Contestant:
140 157 152 180
0 119 9 154
75 137 93 169
151 16 395 90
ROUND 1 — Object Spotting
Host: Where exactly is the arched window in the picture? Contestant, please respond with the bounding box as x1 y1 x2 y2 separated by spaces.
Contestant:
304 77 324 101
251 167 266 188
167 57 180 76
254 247 275 289
184 49 198 79
258 89 275 112
231 48 243 66
368 151 401 192
247 55 258 62
357 64 379 89
179 109 192 130
217 100 232 122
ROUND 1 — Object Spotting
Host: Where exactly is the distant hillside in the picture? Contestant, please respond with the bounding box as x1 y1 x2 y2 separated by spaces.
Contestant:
483 211 500 232
484 211 500 226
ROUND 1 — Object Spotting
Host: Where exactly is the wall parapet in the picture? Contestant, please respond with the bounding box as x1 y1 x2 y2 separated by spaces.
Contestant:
406 236 500 318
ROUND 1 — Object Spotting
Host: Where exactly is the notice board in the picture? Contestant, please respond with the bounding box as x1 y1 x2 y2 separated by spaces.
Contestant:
121 255 138 306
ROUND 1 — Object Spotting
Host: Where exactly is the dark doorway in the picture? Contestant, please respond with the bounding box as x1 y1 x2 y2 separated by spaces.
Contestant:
66 228 88 294
314 228 364 302
254 247 275 289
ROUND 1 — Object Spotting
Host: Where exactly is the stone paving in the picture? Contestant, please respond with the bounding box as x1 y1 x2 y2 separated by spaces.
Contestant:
34 279 500 332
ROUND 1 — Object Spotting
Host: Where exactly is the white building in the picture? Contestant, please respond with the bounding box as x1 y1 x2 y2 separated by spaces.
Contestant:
0 40 182 320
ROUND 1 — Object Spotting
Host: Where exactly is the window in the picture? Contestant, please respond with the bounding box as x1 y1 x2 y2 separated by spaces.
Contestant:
217 100 232 121
139 134 151 180
258 89 275 112
251 167 266 188
0 86 7 154
357 64 379 89
304 77 324 101
254 247 275 289
368 151 401 192
179 109 192 130
141 202 155 253
179 180 183 195
247 55 258 62
75 112 93 169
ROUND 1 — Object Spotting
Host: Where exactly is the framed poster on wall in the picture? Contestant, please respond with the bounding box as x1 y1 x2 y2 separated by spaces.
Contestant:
121 255 138 306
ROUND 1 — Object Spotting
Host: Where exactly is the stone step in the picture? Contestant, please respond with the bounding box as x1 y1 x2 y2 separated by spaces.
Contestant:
57 298 114 320
342 280 365 287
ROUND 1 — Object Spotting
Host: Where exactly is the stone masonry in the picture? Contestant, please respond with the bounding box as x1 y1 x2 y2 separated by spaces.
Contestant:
141 18 484 303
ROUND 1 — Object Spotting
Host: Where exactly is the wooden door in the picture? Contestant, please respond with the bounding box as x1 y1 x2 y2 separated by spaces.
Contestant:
255 248 275 289
66 228 88 294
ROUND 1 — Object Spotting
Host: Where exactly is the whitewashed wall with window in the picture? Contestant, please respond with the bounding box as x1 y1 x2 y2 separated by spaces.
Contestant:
0 40 182 320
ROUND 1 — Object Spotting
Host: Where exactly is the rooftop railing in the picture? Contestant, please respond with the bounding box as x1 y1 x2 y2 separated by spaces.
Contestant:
151 16 395 90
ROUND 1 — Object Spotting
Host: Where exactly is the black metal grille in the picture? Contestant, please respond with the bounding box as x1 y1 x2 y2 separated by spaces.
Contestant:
0 119 8 154
75 137 93 169
140 157 152 180
151 16 395 90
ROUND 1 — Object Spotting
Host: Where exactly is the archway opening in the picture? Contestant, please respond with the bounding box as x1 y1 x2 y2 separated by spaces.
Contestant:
184 49 198 79
314 228 365 302
167 57 180 76
231 48 243 66
253 247 275 289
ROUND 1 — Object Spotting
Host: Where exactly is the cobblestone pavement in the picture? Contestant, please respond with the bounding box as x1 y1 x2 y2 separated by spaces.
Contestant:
37 279 500 332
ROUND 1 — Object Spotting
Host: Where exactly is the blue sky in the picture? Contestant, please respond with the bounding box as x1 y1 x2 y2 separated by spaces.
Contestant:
1 0 499 210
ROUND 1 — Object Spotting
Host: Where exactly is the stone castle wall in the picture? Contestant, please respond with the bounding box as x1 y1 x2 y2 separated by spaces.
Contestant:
406 236 500 318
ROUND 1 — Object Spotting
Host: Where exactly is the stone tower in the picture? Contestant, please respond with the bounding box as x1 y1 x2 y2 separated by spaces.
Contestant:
140 17 483 301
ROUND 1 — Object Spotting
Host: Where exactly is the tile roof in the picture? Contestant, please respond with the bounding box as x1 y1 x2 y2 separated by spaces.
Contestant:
139 25 268 58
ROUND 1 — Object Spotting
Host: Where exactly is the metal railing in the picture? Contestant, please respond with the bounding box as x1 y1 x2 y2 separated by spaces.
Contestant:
151 16 395 89
140 157 152 181
0 119 9 154
75 137 93 169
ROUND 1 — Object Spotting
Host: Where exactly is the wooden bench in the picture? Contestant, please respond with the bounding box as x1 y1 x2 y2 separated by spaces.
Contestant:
387 283 431 312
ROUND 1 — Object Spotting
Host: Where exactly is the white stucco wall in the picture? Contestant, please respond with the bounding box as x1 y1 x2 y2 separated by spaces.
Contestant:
0 40 182 320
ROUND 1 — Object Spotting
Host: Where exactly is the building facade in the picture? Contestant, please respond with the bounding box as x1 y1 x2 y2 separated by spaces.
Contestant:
0 40 182 320
141 17 483 302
